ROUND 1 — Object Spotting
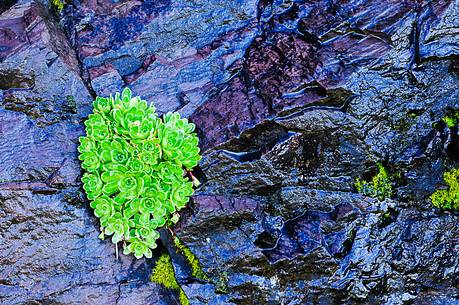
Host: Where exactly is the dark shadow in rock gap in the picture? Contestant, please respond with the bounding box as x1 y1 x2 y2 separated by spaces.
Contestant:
0 0 16 15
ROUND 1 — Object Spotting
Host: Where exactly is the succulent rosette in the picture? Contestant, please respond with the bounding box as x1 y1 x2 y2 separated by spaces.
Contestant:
79 88 201 259
158 112 202 169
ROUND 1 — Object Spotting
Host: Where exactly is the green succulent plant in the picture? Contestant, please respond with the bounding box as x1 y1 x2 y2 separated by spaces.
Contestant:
79 88 201 259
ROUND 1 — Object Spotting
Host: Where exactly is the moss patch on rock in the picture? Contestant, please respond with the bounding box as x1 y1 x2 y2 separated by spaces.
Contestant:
50 0 65 11
174 237 208 281
355 163 393 201
151 253 190 305
431 168 459 209
442 111 459 128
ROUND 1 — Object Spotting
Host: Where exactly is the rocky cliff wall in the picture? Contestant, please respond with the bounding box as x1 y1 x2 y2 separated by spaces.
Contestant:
0 0 458 304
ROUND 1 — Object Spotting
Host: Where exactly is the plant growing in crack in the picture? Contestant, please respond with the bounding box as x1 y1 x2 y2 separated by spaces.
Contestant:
50 0 66 12
430 168 459 210
355 163 393 201
149 233 210 305
151 253 190 305
78 88 201 259
174 236 208 281
442 110 459 128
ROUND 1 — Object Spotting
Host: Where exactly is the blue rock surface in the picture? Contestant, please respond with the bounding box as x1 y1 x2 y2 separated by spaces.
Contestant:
0 0 458 304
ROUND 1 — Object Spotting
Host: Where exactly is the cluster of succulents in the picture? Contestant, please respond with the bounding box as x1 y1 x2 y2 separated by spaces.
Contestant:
79 88 201 259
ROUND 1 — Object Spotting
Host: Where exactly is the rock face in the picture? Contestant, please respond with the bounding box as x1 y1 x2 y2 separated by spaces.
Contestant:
0 0 458 304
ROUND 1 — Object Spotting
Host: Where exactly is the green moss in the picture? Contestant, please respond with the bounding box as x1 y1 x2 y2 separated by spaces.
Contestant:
174 237 208 281
442 110 459 128
172 237 230 295
391 116 414 132
443 115 458 128
151 254 178 289
430 168 459 209
151 254 189 305
214 271 229 294
51 0 65 11
179 290 189 305
65 95 77 113
355 163 393 201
